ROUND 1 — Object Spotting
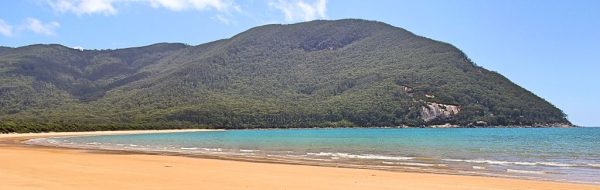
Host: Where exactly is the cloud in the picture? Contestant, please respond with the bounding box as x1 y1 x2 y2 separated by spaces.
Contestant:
48 0 118 15
0 18 60 37
148 0 240 13
149 0 241 24
269 0 327 22
46 0 240 15
0 19 13 37
213 14 232 25
23 18 61 36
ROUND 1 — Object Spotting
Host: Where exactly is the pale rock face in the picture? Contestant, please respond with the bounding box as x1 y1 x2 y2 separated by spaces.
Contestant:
420 102 460 122
400 85 413 93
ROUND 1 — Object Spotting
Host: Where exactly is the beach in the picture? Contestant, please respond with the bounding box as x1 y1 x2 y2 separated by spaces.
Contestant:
0 130 598 190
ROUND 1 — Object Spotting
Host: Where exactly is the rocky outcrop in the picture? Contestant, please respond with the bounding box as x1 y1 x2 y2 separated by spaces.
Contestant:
400 85 413 93
421 102 460 122
429 123 461 128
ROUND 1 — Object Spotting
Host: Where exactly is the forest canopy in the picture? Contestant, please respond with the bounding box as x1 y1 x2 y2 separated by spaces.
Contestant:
0 19 570 133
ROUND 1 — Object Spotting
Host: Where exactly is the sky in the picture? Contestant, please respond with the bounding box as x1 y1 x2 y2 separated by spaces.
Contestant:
0 0 599 126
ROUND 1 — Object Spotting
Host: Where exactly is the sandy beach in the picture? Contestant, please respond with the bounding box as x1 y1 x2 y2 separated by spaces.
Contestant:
1 130 599 190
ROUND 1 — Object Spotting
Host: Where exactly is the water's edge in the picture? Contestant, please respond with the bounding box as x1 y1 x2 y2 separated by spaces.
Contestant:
24 129 599 186
23 137 555 183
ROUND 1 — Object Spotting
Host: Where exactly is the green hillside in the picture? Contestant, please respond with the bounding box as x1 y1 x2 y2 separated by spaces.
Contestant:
0 19 570 132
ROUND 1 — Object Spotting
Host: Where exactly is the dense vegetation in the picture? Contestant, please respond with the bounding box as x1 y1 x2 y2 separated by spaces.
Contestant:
0 19 570 133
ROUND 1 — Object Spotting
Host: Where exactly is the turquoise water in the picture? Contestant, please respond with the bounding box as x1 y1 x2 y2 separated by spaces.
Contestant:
31 128 600 184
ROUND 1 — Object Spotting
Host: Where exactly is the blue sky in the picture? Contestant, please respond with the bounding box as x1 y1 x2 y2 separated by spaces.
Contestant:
0 0 598 126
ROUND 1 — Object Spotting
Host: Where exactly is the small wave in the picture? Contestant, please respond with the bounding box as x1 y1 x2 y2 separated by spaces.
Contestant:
587 163 600 168
202 148 222 152
443 159 578 167
442 159 513 165
301 157 333 162
307 152 413 161
239 149 260 153
514 162 537 166
23 139 39 144
180 147 199 150
537 162 575 167
28 138 58 145
382 161 446 167
506 169 546 175
472 166 486 170
86 142 102 145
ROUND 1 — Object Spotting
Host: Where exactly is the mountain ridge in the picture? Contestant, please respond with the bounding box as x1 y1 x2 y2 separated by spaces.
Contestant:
0 19 571 132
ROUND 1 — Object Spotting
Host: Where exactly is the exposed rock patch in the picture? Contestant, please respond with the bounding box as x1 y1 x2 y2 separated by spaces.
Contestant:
421 102 460 122
429 123 460 128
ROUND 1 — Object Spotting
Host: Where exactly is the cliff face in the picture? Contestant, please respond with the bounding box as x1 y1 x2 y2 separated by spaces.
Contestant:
421 102 461 122
0 19 571 132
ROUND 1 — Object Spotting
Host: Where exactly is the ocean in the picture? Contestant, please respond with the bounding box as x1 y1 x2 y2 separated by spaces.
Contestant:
28 128 600 184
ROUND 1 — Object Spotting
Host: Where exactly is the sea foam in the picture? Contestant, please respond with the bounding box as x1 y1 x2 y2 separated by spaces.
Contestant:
442 159 577 167
307 152 413 161
382 161 446 167
180 147 199 150
506 169 547 175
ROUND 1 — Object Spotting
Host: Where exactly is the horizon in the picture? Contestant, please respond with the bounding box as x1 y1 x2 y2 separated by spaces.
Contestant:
1 0 599 126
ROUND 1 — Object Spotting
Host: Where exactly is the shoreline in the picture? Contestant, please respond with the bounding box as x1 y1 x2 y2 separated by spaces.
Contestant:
24 133 589 185
0 129 221 138
0 123 576 134
1 130 598 190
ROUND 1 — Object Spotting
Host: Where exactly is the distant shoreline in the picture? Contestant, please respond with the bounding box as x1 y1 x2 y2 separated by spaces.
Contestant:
0 122 576 135
0 129 221 138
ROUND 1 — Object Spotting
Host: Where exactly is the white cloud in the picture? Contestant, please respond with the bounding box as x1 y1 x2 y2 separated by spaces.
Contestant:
47 0 240 15
213 14 232 25
269 0 327 22
23 18 61 36
48 0 118 15
0 19 13 37
0 18 60 37
149 0 240 13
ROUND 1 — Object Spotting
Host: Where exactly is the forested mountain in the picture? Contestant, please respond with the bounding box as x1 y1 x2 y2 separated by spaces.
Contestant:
0 19 571 132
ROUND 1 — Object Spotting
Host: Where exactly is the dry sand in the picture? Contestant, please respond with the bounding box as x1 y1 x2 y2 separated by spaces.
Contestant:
0 130 598 190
